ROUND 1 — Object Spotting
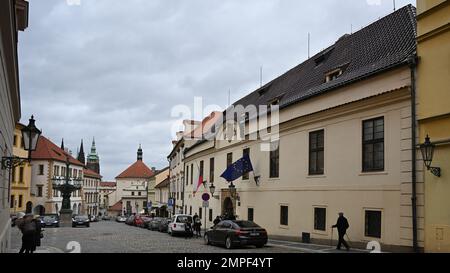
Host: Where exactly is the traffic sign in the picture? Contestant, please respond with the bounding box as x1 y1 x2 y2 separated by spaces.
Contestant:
202 201 209 208
202 193 210 201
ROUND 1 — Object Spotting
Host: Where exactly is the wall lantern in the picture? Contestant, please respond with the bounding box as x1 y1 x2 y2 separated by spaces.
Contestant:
228 182 237 199
420 135 441 177
2 115 41 170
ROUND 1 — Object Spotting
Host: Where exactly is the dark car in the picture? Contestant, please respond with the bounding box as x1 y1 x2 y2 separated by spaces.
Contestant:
72 215 90 228
148 217 162 231
10 214 18 227
125 215 135 225
158 218 171 233
141 216 153 228
204 220 268 249
41 214 60 227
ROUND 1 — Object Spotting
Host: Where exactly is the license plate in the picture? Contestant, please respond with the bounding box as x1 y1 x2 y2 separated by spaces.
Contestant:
250 233 260 236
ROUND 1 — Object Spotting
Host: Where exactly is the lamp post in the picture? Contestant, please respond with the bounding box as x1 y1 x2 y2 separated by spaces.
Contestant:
2 116 41 213
52 156 82 226
420 135 441 177
2 115 41 170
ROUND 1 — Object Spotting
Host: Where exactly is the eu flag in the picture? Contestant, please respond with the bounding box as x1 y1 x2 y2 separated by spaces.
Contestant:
220 154 254 182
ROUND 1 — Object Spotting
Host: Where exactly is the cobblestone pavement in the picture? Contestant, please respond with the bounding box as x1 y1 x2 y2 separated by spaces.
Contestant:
10 221 305 253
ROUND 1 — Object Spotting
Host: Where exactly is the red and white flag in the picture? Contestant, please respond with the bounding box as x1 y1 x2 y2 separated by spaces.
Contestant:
193 174 203 197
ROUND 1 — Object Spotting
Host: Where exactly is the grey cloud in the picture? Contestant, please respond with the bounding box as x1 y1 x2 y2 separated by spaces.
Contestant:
19 0 415 180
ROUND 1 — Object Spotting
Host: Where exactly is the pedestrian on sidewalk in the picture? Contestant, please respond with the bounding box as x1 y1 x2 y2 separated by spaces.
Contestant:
331 212 350 251
194 217 202 238
213 216 221 226
184 219 193 239
17 214 37 254
32 215 43 252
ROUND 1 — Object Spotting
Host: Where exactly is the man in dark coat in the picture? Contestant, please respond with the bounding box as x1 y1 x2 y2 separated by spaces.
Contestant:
332 212 350 250
18 214 36 253
213 216 221 226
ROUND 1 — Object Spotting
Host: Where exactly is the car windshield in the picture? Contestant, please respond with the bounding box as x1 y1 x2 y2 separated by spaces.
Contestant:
234 221 260 228
176 216 192 223
75 216 88 220
43 216 56 221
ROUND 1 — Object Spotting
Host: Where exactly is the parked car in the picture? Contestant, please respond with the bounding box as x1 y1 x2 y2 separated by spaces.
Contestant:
102 215 112 221
204 220 268 249
148 217 162 231
10 214 18 227
116 215 127 223
125 215 135 225
141 216 153 228
168 215 193 236
72 215 90 228
89 215 99 222
41 214 60 227
158 218 171 233
134 215 145 227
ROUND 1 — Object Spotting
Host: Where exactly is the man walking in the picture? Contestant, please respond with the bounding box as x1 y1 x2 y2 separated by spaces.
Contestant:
332 212 350 251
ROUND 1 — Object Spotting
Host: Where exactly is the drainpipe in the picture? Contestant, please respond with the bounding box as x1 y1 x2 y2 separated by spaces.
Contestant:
408 55 419 252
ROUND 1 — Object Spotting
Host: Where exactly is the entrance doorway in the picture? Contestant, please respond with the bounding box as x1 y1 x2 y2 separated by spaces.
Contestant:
222 197 234 217
34 205 45 216
26 202 32 214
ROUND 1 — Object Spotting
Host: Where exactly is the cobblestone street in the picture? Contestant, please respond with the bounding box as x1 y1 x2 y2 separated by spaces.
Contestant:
10 221 306 253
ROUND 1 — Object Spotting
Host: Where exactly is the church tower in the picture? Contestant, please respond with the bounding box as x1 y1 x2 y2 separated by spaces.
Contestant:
87 137 100 174
77 139 86 165
137 144 143 161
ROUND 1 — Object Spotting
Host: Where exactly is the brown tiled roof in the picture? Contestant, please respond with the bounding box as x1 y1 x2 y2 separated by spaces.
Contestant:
116 160 154 179
31 136 84 167
100 182 116 187
109 201 122 211
83 168 102 179
185 5 417 155
233 5 416 111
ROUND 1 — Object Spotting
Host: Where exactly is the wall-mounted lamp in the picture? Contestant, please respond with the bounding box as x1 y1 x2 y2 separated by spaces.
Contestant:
254 175 261 186
209 183 219 199
420 135 441 177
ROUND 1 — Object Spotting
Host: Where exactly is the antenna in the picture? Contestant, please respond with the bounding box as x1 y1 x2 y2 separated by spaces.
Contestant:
393 0 396 11
260 66 263 87
308 32 311 58
228 89 231 107
351 24 353 34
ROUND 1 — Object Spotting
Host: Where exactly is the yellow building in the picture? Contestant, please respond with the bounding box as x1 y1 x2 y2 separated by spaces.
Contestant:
417 0 450 253
10 123 34 214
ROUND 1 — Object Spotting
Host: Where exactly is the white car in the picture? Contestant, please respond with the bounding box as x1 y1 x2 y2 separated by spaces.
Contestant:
168 215 193 236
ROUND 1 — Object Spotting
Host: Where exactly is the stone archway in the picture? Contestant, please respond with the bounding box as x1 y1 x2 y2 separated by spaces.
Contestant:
25 202 33 214
34 205 45 216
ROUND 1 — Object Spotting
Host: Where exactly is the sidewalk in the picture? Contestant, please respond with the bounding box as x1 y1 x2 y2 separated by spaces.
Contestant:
8 246 64 253
267 239 373 253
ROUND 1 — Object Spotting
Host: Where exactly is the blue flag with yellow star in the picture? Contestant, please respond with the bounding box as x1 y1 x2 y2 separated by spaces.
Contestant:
220 154 254 182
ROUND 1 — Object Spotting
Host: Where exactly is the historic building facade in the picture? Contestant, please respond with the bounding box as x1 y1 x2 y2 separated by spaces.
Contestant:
183 6 423 251
417 0 450 253
10 124 33 215
114 146 154 215
82 168 102 216
0 0 29 253
30 136 84 215
147 167 169 214
98 181 116 216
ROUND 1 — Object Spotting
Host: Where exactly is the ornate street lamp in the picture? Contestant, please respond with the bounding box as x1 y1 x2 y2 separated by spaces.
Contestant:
209 182 219 199
1 115 41 170
420 135 441 177
52 156 82 217
228 181 237 199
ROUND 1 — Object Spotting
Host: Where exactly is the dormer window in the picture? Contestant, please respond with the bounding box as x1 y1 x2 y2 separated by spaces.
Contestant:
325 68 343 82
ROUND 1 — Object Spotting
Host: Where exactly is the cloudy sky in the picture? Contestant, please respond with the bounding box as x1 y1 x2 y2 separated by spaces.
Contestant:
18 0 415 180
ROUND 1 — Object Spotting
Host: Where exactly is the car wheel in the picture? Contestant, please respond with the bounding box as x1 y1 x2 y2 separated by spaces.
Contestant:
204 234 210 245
86 224 90 227
225 237 233 249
